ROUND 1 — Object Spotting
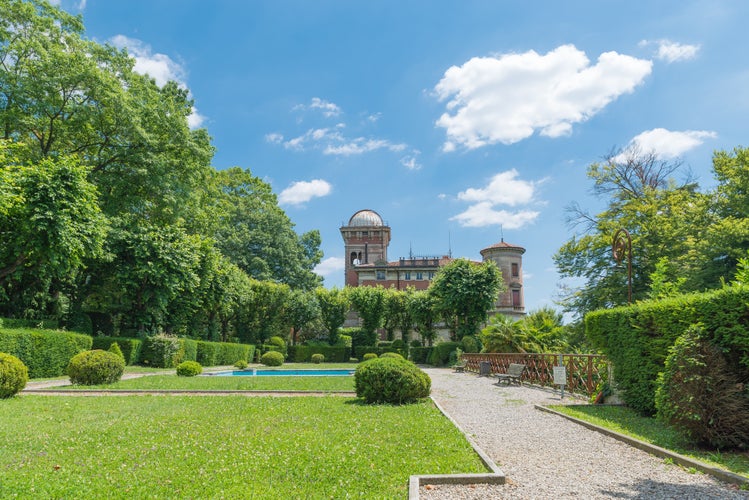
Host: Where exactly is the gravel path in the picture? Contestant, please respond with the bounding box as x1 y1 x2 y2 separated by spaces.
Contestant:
420 368 748 500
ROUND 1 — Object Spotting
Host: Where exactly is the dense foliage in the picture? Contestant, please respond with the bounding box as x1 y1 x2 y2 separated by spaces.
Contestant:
260 351 284 367
556 146 749 319
0 0 322 343
67 349 125 385
655 325 749 449
355 357 431 404
0 352 27 398
585 286 749 414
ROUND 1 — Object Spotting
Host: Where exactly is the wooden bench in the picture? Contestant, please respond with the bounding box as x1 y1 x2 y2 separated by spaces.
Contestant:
496 363 525 385
452 361 467 373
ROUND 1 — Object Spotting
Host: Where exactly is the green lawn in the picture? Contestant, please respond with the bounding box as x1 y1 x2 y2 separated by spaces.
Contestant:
1 396 486 498
58 374 356 391
549 405 749 479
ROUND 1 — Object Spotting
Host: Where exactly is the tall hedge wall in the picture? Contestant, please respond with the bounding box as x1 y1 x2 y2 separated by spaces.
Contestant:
91 336 142 365
197 341 253 366
585 286 749 414
426 342 462 367
288 345 351 363
0 328 92 378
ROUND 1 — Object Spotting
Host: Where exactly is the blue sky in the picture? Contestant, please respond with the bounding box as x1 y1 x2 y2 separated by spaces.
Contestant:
57 0 748 313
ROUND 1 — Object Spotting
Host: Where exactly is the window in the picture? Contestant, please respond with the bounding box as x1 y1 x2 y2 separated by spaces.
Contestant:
428 272 435 280
404 272 411 280
511 263 519 278
512 289 521 307
376 271 386 280
416 272 423 280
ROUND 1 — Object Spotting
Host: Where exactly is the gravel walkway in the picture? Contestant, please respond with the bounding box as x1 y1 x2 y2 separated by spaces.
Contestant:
420 368 748 500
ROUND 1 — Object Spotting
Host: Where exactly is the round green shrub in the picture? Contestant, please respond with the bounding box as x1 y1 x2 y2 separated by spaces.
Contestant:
234 360 248 369
655 325 749 449
311 353 325 364
67 350 125 385
0 352 28 398
260 351 284 367
380 352 404 360
355 357 431 404
176 360 203 377
362 353 378 362
268 336 286 349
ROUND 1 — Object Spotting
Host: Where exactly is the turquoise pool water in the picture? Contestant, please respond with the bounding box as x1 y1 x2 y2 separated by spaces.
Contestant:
211 368 355 377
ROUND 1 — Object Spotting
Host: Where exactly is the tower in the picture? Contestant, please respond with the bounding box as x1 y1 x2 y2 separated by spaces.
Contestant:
480 239 526 320
340 209 391 287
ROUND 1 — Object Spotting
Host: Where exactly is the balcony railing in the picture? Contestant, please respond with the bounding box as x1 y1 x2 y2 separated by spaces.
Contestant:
460 352 609 397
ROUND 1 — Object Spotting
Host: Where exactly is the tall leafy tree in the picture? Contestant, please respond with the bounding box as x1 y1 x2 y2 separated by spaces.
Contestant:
212 167 322 290
315 287 349 345
347 285 387 338
429 258 503 340
410 290 438 346
285 289 320 345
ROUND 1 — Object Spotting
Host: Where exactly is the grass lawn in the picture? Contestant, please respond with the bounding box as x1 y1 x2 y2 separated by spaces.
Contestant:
58 374 356 391
549 405 749 480
1 396 486 498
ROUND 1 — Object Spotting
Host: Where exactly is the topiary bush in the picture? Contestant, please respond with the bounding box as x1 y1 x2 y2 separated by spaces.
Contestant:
311 353 325 364
355 357 431 404
362 353 378 362
67 350 125 385
0 352 28 398
655 325 749 449
260 351 284 367
380 352 404 360
108 342 125 362
234 359 248 369
176 360 203 377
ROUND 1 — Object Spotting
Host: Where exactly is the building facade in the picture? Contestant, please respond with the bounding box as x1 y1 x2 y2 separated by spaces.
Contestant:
340 209 526 319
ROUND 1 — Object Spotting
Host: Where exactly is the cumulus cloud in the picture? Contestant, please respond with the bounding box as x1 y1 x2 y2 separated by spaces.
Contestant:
110 35 205 129
278 179 332 205
640 39 700 63
314 257 346 278
449 169 541 229
618 128 716 161
434 44 652 150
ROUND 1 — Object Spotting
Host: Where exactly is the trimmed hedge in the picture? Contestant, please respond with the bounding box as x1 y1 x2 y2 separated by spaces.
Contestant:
288 345 351 363
409 346 433 364
426 342 462 367
0 317 59 330
585 286 749 414
261 351 284 366
67 349 125 385
196 341 253 366
353 346 407 360
176 361 203 377
0 352 28 398
91 336 142 365
0 328 92 378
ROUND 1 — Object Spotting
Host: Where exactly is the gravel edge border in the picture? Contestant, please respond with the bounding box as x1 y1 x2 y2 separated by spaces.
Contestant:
535 404 749 488
407 396 506 499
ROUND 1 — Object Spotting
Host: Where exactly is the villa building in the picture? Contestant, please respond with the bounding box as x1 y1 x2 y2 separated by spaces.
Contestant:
340 209 526 320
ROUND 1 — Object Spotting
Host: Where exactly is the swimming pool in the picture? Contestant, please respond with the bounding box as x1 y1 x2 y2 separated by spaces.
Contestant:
210 368 355 377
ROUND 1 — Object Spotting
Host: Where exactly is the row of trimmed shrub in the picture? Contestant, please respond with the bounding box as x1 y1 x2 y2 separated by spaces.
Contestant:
585 286 749 415
353 346 408 360
287 345 351 363
0 328 92 378
93 335 254 368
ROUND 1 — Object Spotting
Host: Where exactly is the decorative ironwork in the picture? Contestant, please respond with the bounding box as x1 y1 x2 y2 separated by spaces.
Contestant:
612 228 633 304
460 353 609 397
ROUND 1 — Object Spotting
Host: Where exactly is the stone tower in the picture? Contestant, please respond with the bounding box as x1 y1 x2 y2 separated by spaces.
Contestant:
480 239 526 320
340 209 391 287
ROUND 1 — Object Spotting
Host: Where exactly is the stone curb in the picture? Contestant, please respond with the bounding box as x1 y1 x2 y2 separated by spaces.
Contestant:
408 396 506 499
535 404 749 488
21 389 356 397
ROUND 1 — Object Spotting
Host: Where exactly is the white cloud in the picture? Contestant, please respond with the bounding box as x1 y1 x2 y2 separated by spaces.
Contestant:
619 128 716 160
265 133 284 144
450 169 541 229
278 179 332 205
640 39 700 63
456 169 536 206
450 202 539 229
314 257 346 278
295 97 342 118
400 153 421 170
434 44 652 149
324 138 406 156
187 108 206 128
